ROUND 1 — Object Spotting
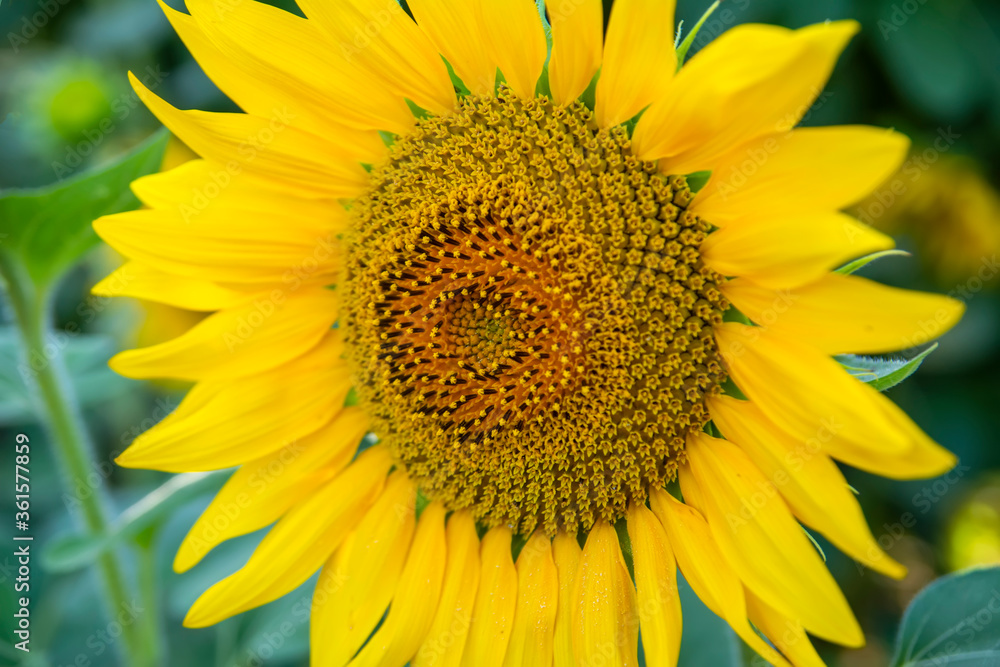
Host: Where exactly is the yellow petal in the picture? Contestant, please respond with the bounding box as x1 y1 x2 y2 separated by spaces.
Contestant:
626 502 681 667
129 158 341 219
296 0 455 115
181 0 413 135
503 531 559 667
94 203 343 285
723 273 965 355
414 510 481 667
478 0 547 99
715 323 958 479
746 587 826 667
649 487 791 667
634 21 859 173
686 432 863 647
693 127 910 225
110 286 338 381
552 531 581 667
708 394 906 579
571 520 638 667
174 408 370 573
595 0 677 128
408 0 495 96
184 446 392 627
462 526 518 667
93 261 251 311
116 335 350 472
129 73 370 199
349 502 447 667
716 323 908 454
310 471 416 667
700 212 894 289
548 0 603 105
159 0 391 149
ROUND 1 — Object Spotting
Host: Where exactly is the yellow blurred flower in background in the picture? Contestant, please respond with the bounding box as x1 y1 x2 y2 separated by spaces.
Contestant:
859 154 1000 285
947 477 1000 572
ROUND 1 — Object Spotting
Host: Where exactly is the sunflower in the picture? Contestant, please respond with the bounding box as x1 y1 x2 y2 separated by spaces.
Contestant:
94 1 965 665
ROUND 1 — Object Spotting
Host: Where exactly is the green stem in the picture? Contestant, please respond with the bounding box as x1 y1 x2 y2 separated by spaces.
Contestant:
2 259 157 667
135 539 164 666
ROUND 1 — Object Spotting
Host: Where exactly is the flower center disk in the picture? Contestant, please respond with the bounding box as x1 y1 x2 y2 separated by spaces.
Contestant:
343 92 729 536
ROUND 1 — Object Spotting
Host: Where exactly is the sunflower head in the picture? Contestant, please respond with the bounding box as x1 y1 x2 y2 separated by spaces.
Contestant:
344 91 728 535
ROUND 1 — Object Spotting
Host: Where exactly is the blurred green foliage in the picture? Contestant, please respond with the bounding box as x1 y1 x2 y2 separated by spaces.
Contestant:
0 0 998 666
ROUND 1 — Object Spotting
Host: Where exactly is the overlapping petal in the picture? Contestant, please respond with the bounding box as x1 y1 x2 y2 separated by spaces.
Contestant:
414 510 481 667
548 0 603 105
571 520 639 666
708 395 906 579
634 21 859 174
115 335 351 471
478 0 547 100
295 0 455 115
693 127 910 225
595 0 677 127
93 261 250 311
184 446 392 627
723 273 965 354
503 531 559 667
311 471 416 667
700 212 894 289
109 286 338 381
462 526 517 667
174 408 370 572
685 433 863 646
715 323 958 479
408 0 495 96
650 488 791 667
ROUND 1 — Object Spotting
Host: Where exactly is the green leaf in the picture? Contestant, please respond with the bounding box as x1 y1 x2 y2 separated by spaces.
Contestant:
890 567 1000 667
835 249 911 275
42 471 228 573
40 532 111 574
837 343 938 392
0 130 168 289
675 1 721 70
0 330 130 425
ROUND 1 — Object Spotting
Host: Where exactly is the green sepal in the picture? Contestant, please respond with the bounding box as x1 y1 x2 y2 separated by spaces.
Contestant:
675 1 721 70
614 517 636 583
443 57 471 97
685 170 713 193
837 342 938 392
404 98 432 120
836 249 911 275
